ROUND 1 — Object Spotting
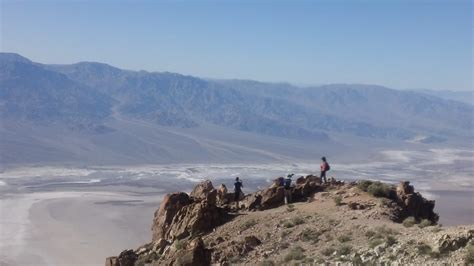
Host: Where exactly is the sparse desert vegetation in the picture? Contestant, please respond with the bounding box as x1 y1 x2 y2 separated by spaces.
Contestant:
466 242 474 264
334 195 343 206
284 246 306 262
357 180 393 198
403 217 416 228
418 219 432 228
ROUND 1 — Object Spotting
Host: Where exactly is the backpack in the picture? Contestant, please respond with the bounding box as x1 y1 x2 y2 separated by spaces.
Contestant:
326 162 331 171
284 178 292 189
278 177 285 187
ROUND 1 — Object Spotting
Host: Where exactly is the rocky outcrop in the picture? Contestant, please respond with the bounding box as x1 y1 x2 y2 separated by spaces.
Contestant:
242 193 262 210
153 181 228 242
436 230 473 253
165 200 228 240
107 178 448 266
190 180 217 205
395 181 439 223
216 184 229 205
160 237 211 266
152 192 191 241
239 175 326 211
260 186 285 209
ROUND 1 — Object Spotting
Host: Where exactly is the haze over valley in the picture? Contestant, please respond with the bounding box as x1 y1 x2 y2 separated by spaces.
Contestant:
0 53 473 265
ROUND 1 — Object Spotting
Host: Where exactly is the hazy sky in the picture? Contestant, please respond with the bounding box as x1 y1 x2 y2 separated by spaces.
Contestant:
1 0 472 90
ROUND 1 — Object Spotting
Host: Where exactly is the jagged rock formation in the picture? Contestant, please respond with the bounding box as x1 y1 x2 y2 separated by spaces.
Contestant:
106 178 473 265
395 181 439 222
151 182 228 242
152 192 191 241
243 175 324 210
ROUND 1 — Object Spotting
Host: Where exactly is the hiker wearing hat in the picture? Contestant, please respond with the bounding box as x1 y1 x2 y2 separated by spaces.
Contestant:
284 174 293 204
320 157 331 184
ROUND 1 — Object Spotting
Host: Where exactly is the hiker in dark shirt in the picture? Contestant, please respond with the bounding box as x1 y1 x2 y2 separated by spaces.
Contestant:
320 156 330 184
284 174 293 204
234 177 243 208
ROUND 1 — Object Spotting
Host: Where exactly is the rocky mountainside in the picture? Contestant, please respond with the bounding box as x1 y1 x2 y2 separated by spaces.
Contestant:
1 52 474 165
106 178 473 265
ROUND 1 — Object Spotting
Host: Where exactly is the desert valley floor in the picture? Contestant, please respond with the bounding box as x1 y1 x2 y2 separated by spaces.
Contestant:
0 148 473 266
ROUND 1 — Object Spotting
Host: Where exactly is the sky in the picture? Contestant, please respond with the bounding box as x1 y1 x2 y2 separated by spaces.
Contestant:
0 0 472 90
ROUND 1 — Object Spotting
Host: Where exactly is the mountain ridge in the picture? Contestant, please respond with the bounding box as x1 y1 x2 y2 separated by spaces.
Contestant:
0 53 473 165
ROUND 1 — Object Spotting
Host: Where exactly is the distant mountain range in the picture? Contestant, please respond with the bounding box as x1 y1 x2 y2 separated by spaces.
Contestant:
0 53 472 165
409 89 473 105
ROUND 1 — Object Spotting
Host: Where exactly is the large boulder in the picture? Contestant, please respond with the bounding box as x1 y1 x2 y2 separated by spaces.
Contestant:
292 180 322 201
216 184 229 205
190 180 217 205
260 186 285 209
395 181 439 223
270 177 284 188
242 193 262 210
116 250 137 266
165 201 228 240
159 237 211 266
152 192 191 241
105 257 117 266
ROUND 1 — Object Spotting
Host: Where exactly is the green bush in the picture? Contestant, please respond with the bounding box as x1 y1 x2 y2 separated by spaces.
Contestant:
367 182 392 198
338 235 351 243
369 238 384 248
385 235 397 246
357 180 373 191
174 240 185 250
466 243 474 264
241 219 257 230
334 195 343 206
229 256 240 263
416 243 432 255
283 221 294 228
321 247 335 257
351 255 363 265
260 260 275 266
338 245 352 255
300 228 321 242
365 230 376 239
376 225 398 235
135 252 160 266
430 251 441 258
287 204 295 212
284 246 306 261
418 219 432 228
403 217 416 228
292 216 305 225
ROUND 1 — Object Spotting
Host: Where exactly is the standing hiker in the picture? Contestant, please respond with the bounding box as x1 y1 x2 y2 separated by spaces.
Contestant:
284 174 293 204
320 157 330 184
234 177 243 208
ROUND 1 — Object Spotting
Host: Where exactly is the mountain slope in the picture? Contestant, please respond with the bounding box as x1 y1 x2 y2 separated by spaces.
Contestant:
0 53 473 165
